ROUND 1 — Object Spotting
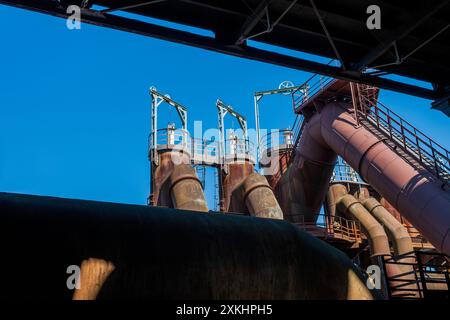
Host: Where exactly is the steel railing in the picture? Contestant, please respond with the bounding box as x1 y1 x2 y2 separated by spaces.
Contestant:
291 74 450 187
285 213 362 243
191 138 221 165
149 129 256 166
292 75 335 113
258 129 294 160
354 85 450 187
224 138 255 160
382 251 450 299
149 128 191 152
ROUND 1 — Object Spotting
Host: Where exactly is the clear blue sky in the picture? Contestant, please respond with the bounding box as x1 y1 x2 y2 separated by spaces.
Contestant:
1 5 449 209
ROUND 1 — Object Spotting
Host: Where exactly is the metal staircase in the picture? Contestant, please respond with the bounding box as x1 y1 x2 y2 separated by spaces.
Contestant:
291 77 450 189
351 83 450 189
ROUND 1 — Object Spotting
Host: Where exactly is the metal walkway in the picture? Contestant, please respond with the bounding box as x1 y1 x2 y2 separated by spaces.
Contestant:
292 77 450 189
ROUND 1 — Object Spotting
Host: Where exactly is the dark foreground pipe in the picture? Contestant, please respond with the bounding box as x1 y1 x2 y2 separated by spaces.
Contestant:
0 192 374 300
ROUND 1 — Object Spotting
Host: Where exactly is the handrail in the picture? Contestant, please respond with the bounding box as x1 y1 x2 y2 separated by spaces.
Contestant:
355 86 450 186
149 128 191 151
285 213 362 243
292 75 335 113
258 129 294 160
382 251 450 299
291 73 450 186
149 129 256 166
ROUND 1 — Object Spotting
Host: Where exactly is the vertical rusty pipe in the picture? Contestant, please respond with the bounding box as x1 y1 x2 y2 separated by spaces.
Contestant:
363 198 414 259
151 150 191 207
242 173 283 220
169 164 208 212
326 183 348 218
337 194 408 298
354 186 370 202
73 258 116 300
363 197 419 298
221 161 254 213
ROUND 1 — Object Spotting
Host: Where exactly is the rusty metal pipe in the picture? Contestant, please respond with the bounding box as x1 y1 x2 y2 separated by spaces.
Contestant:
337 194 391 258
363 198 414 259
242 173 283 220
336 194 408 298
0 192 375 300
363 197 419 298
221 161 254 213
297 101 450 255
326 184 348 217
275 118 337 223
151 150 190 207
169 164 208 212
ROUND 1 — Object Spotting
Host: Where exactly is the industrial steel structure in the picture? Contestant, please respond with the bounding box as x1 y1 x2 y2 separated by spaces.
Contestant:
1 0 450 300
2 0 450 115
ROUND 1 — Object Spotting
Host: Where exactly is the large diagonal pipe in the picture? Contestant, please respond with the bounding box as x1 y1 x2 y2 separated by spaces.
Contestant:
0 192 374 300
289 101 450 255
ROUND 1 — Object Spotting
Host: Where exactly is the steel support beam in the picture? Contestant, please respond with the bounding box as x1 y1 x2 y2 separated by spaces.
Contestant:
100 0 166 14
353 0 449 71
0 0 441 101
235 0 274 45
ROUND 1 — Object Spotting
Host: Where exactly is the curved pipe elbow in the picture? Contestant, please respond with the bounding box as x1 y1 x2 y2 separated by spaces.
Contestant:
337 194 391 257
169 164 208 212
242 173 283 220
301 101 450 255
363 198 414 258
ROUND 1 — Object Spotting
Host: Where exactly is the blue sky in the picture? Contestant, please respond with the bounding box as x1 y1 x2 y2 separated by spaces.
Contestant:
1 5 448 209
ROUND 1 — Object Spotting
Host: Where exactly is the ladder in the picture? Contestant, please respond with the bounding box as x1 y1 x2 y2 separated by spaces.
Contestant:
194 165 206 189
214 168 221 211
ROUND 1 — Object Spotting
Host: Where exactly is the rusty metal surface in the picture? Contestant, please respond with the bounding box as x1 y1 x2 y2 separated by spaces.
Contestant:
326 184 349 218
337 194 391 258
0 192 375 300
363 198 420 298
274 118 337 223
379 198 433 250
353 187 370 202
363 198 414 258
169 165 208 212
151 150 190 207
220 161 254 213
294 100 450 255
263 149 292 189
242 173 283 220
